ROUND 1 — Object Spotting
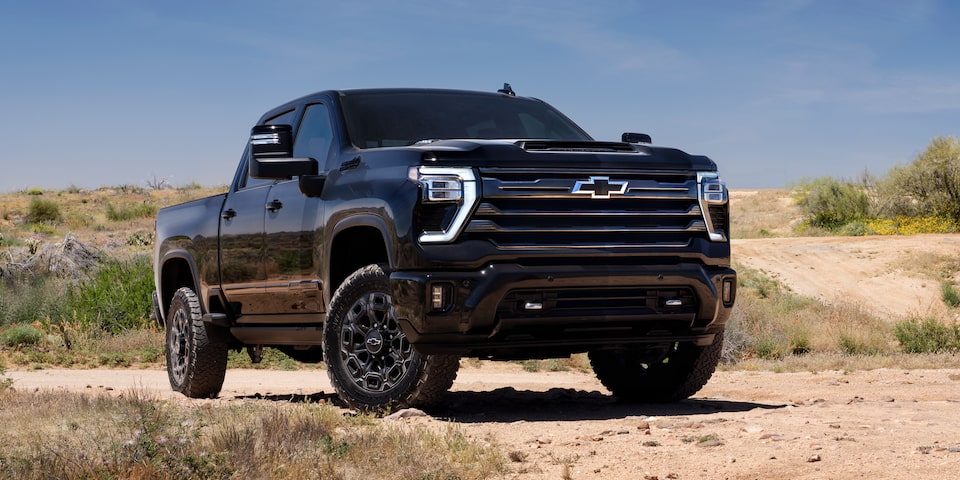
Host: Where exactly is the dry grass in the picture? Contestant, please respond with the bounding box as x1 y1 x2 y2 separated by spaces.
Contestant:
0 185 225 256
726 352 960 373
0 388 506 479
726 262 899 363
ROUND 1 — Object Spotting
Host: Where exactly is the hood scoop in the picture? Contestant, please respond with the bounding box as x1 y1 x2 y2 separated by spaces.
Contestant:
515 140 641 153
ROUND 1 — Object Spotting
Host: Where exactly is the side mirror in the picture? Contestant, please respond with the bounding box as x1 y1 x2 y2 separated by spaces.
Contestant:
249 124 319 180
251 124 293 158
622 132 652 144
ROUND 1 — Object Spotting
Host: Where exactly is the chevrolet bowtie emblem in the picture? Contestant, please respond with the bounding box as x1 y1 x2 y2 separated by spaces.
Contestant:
571 176 628 199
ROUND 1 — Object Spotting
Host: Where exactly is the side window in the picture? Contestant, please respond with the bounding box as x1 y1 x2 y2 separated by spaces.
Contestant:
293 103 333 165
241 109 297 189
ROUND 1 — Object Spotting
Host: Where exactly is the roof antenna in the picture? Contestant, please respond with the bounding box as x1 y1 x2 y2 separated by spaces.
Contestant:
497 83 515 96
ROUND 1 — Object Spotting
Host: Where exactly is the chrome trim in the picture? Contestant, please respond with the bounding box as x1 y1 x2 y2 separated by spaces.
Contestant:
571 176 628 199
473 202 702 217
418 167 479 243
490 240 693 249
466 219 707 234
489 177 695 198
250 133 282 145
696 172 728 242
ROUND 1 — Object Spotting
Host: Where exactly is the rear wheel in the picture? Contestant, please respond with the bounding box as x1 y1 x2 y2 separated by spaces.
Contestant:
165 287 228 398
589 331 724 402
323 264 459 410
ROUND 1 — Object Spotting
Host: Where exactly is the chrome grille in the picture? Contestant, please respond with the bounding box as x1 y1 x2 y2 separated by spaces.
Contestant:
463 168 713 249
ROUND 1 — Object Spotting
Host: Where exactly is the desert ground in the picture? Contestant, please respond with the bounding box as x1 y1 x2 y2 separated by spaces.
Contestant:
6 191 960 479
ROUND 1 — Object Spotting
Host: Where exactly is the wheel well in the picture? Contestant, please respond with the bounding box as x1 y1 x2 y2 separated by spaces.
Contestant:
160 257 195 318
330 226 388 294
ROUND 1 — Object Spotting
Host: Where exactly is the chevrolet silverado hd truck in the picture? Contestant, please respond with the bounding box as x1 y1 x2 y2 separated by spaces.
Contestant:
152 85 736 409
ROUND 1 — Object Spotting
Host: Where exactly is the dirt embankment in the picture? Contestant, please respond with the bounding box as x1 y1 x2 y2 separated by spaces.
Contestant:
734 234 960 320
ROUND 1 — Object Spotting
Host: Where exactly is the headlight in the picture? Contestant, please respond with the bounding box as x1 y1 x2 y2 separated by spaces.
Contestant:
409 166 479 243
697 172 729 242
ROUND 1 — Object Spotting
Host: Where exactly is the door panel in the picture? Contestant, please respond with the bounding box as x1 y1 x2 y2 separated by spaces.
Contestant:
219 183 270 314
263 180 324 314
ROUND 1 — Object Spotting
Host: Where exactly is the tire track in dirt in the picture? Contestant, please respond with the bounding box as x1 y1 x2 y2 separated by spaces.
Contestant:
733 234 960 320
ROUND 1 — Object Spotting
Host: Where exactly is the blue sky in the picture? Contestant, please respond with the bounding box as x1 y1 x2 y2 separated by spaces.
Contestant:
1 0 958 192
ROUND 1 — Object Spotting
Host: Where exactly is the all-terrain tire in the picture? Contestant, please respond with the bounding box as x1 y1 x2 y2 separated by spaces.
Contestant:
323 264 459 411
589 331 724 402
165 287 228 398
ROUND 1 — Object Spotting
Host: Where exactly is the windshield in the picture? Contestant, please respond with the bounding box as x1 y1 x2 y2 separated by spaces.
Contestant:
340 91 592 148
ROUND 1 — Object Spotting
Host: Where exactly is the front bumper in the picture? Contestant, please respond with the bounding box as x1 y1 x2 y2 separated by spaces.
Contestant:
391 263 736 357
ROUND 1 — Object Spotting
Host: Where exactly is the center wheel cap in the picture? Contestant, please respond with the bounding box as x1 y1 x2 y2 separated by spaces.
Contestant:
365 331 385 354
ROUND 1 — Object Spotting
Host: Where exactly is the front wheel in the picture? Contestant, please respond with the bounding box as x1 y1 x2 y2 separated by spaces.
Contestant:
165 287 228 398
323 264 459 411
589 331 724 402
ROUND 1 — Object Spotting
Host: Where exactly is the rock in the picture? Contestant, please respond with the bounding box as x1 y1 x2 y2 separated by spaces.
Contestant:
807 454 822 463
384 408 428 420
742 424 764 434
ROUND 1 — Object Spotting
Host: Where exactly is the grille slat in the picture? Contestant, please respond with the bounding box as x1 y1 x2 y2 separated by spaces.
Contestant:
464 169 716 249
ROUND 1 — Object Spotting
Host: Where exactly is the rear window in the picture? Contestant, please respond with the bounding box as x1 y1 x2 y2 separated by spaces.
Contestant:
340 91 591 148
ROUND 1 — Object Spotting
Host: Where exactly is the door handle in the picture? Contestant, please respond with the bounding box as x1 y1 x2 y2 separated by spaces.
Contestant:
221 209 237 220
265 199 283 212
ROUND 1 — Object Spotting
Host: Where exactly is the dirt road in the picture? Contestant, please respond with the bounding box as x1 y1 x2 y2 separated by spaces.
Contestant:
8 363 960 479
8 234 960 478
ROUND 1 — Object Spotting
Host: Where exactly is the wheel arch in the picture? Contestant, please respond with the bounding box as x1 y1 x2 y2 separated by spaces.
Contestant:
157 250 202 325
328 216 392 296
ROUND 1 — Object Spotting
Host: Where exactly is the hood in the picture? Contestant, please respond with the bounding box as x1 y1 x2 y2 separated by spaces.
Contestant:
409 139 718 172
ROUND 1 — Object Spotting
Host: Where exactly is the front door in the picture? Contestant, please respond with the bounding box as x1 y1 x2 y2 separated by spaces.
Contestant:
261 102 334 315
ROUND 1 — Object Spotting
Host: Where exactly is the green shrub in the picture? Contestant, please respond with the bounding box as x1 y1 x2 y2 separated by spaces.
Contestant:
0 365 11 392
68 255 154 333
1 324 44 348
26 187 44 195
793 177 871 231
895 317 960 353
878 136 960 224
838 333 882 355
0 273 70 327
106 202 157 222
752 336 787 360
942 282 960 308
27 197 62 224
126 231 154 247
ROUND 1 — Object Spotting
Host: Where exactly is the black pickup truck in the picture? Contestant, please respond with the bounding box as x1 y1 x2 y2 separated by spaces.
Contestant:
152 85 736 409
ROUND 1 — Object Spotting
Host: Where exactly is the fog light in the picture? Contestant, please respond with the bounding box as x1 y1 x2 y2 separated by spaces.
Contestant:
722 278 735 305
430 283 453 311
